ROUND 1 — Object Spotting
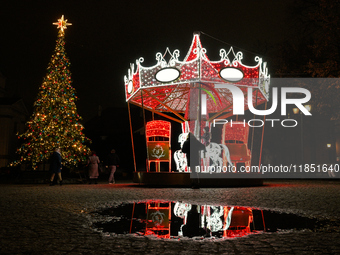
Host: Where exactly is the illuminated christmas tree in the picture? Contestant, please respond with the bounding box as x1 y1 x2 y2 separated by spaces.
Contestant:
12 15 90 169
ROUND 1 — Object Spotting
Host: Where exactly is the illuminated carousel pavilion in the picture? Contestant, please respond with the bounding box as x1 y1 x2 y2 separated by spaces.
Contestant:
124 32 270 187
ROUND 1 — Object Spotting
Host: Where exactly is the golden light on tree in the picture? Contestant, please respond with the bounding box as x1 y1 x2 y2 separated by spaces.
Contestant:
11 16 90 169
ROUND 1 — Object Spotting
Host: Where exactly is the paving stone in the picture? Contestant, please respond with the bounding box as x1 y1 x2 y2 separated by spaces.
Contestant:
0 180 340 254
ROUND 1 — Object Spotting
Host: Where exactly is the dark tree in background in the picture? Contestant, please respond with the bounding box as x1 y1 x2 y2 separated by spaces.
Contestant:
277 0 340 120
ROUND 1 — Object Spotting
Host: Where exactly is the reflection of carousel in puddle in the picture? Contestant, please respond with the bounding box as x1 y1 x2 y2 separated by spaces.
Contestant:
122 201 265 239
175 202 258 239
125 32 270 187
94 201 328 239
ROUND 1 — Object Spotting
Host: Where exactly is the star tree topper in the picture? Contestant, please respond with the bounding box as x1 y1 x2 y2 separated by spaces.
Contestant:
53 15 72 32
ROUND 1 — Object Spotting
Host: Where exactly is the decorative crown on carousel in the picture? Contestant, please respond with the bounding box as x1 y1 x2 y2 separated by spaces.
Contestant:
124 32 270 122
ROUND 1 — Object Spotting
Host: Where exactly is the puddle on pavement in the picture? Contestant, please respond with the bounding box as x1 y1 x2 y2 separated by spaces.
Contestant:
92 201 337 240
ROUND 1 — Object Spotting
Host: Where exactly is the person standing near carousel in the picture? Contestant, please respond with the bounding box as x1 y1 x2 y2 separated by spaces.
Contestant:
181 132 205 189
87 151 100 184
106 149 120 184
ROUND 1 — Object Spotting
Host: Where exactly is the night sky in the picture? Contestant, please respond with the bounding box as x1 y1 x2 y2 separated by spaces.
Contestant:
1 0 295 122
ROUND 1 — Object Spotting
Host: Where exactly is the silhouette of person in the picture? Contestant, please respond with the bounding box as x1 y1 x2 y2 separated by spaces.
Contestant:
181 132 205 188
182 205 206 237
202 126 211 146
87 151 100 184
106 149 120 184
49 148 62 186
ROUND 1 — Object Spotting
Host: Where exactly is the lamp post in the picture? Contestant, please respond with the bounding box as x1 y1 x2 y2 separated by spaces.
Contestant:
293 104 311 165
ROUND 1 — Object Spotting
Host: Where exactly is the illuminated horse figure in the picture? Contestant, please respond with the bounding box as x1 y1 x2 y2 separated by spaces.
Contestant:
174 150 188 172
201 125 233 170
174 133 233 172
204 142 233 170
174 133 188 172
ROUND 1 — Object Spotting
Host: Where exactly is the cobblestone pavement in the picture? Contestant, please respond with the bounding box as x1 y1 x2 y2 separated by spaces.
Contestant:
1 179 340 254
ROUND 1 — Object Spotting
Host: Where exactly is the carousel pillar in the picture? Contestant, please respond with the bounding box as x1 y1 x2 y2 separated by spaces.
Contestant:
258 101 267 168
141 89 149 171
127 103 137 172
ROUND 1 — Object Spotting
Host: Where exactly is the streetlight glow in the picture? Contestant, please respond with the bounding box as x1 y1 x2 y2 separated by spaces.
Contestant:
305 104 312 112
293 108 299 114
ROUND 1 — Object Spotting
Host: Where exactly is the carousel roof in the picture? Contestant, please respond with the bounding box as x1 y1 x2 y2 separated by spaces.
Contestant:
124 33 270 123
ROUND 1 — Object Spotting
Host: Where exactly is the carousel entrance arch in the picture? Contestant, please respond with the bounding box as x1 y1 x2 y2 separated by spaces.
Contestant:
124 32 270 186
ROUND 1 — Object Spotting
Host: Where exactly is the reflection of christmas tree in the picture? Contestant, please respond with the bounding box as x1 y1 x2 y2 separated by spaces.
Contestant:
12 15 90 169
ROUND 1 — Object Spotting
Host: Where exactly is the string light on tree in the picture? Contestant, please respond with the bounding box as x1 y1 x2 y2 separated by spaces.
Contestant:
11 15 90 169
